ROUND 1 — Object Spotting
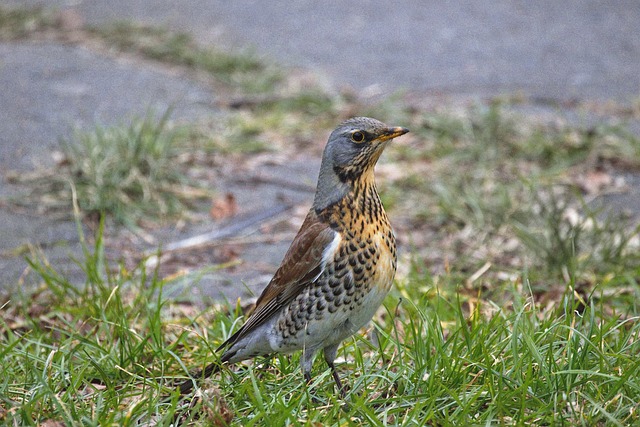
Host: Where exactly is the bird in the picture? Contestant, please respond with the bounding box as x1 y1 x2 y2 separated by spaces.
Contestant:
178 117 409 397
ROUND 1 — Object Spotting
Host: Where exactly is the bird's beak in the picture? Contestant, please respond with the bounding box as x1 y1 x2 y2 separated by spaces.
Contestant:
377 126 410 142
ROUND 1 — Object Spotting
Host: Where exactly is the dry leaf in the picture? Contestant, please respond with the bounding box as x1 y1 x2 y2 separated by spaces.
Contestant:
210 193 238 221
577 170 612 195
40 420 66 427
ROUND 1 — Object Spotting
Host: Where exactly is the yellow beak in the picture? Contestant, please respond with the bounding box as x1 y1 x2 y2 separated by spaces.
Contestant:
376 126 410 142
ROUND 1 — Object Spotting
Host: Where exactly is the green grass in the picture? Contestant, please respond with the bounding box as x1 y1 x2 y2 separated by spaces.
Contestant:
90 21 282 93
1 221 639 425
0 6 54 40
6 111 210 227
0 5 282 93
384 102 640 283
61 111 206 225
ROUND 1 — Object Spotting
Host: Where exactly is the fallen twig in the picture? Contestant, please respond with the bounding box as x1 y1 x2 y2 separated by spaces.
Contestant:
144 203 294 268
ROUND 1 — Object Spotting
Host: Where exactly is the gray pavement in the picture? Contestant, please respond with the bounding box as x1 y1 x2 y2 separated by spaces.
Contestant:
1 1 639 301
0 42 217 173
10 0 640 103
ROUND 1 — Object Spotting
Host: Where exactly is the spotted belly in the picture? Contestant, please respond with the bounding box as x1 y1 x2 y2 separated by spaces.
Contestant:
273 231 396 351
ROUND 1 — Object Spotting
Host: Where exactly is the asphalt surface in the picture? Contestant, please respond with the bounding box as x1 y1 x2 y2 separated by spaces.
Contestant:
1 1 638 300
11 0 640 102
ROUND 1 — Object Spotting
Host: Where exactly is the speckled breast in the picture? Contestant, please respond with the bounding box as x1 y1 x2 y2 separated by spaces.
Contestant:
276 184 397 347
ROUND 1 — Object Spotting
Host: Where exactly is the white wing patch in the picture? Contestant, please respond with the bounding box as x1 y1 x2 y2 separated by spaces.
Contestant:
312 231 341 283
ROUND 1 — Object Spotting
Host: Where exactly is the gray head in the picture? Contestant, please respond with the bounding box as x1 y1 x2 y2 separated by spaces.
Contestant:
313 117 409 212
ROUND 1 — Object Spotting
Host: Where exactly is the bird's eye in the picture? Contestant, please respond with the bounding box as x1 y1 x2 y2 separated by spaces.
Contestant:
351 131 365 143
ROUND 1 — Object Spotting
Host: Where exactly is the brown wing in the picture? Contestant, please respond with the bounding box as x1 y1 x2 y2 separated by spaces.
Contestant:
217 209 336 350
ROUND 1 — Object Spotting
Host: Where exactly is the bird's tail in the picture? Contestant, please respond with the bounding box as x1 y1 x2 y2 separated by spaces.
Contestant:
173 332 237 396
176 361 222 395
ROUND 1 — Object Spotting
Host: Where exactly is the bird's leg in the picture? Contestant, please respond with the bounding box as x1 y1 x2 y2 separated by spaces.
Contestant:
327 360 346 398
323 344 347 398
301 346 316 387
302 346 325 404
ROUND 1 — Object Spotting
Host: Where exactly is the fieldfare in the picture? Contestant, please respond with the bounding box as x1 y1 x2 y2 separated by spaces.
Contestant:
179 116 408 396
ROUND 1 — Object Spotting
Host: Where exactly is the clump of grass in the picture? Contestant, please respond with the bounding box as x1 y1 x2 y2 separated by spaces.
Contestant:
0 6 284 93
0 6 54 40
386 102 640 287
0 221 184 425
59 111 209 226
384 275 640 426
184 90 342 156
4 111 218 227
91 21 282 93
512 188 640 281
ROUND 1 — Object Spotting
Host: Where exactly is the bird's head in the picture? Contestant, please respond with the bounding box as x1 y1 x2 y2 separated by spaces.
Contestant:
314 117 409 211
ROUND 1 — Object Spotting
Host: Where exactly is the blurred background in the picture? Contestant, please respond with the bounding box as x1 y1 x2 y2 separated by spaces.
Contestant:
1 0 639 301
